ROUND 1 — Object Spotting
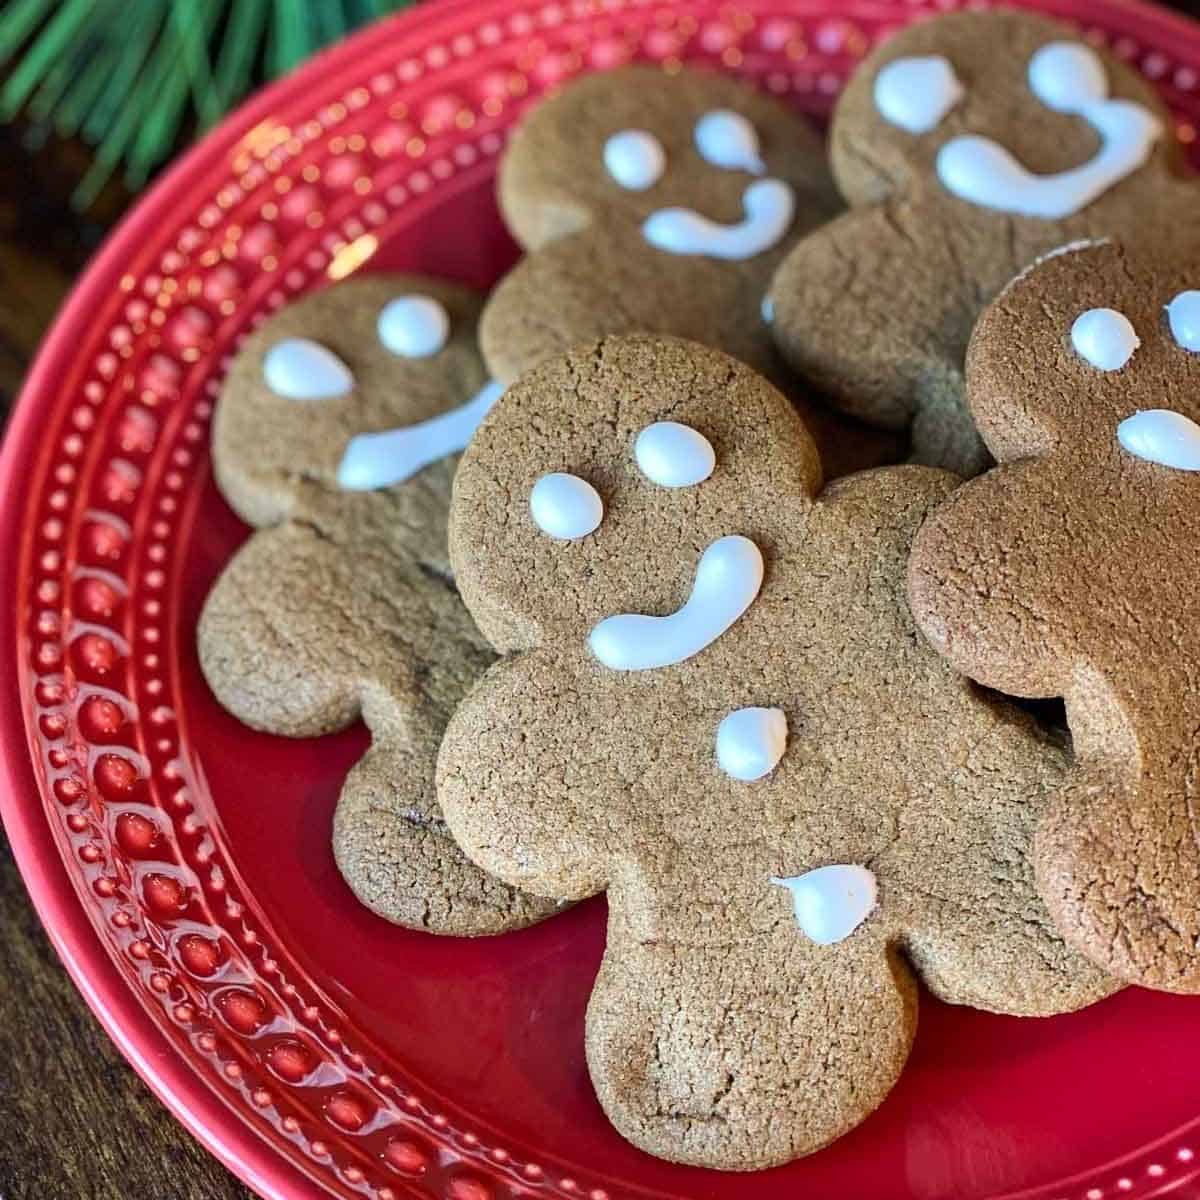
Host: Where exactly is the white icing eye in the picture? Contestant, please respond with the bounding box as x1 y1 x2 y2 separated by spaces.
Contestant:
1117 410 1200 471
1167 291 1200 352
771 865 878 945
1071 308 1139 371
1028 42 1107 114
716 707 787 781
694 110 764 174
529 472 604 539
634 422 715 488
874 56 964 134
378 295 450 358
263 338 354 399
604 130 666 190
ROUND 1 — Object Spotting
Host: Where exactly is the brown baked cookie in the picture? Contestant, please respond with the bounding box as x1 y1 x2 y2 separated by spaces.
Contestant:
437 333 1114 1170
769 9 1195 476
480 64 901 479
199 274 558 935
909 238 1200 992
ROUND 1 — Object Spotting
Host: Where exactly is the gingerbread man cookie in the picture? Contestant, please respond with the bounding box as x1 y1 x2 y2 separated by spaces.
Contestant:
199 275 557 935
437 334 1113 1169
769 9 1194 475
480 64 900 479
909 238 1200 992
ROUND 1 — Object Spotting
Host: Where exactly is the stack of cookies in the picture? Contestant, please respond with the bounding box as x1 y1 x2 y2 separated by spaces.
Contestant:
198 9 1200 1172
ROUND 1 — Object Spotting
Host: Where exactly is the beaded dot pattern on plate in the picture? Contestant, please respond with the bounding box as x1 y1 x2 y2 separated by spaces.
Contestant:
15 0 1200 1197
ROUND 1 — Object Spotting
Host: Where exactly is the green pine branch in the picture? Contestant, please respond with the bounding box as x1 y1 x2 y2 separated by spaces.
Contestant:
0 0 414 208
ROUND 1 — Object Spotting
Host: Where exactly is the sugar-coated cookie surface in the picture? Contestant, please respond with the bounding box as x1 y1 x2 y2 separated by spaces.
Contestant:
909 239 1200 992
481 64 901 480
437 334 1114 1170
769 9 1193 476
199 275 558 935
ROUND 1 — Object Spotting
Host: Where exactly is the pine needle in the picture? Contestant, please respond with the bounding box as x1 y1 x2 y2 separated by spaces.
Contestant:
0 0 415 208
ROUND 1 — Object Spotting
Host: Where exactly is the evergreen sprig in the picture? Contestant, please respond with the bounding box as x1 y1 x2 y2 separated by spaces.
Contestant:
0 0 412 207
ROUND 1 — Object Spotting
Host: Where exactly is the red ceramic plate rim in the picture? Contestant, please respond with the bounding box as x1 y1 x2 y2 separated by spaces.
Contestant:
6 1 1200 1198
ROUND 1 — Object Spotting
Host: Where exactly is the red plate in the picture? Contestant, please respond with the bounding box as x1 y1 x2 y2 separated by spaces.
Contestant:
4 1 1200 1197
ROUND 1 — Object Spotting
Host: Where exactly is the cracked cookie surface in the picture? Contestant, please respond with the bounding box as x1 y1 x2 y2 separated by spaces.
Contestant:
200 274 559 935
437 333 1115 1169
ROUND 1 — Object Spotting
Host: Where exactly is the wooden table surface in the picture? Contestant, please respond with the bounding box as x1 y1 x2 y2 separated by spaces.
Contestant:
5 7 1200 1195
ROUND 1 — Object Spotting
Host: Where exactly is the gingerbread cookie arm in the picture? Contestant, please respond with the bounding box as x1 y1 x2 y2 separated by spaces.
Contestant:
438 653 615 902
907 461 1074 699
877 705 1116 1013
199 520 553 935
585 917 916 1170
770 202 989 475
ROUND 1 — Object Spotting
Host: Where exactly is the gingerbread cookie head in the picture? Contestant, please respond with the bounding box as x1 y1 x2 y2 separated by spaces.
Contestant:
200 274 557 935
909 238 1200 991
439 334 1113 1169
475 66 905 481
769 9 1190 476
213 275 492 530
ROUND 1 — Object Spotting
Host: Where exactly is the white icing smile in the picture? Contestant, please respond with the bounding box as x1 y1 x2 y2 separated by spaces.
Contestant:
935 43 1162 219
589 535 762 670
643 179 795 261
1118 410 1200 471
336 378 504 490
772 865 878 945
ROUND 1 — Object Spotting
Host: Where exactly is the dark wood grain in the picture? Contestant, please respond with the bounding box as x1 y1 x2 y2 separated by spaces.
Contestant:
5 6 1200 1196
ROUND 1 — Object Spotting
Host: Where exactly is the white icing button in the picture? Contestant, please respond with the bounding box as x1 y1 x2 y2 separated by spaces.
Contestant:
1167 290 1200 352
530 472 604 539
1117 409 1200 471
772 865 878 945
604 130 666 191
337 378 504 490
694 110 765 174
634 422 715 488
874 56 964 134
643 178 795 261
589 535 762 671
378 295 450 358
761 295 775 324
263 338 353 400
935 42 1161 219
1071 308 1139 371
716 707 787 781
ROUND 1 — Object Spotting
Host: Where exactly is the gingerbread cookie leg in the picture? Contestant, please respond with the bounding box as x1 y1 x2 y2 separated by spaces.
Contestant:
586 912 916 1170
